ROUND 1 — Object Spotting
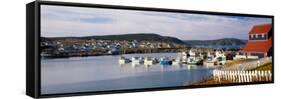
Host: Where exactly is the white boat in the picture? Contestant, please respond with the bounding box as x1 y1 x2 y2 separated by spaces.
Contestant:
172 58 183 65
215 50 226 65
186 57 198 65
186 49 203 65
203 51 226 67
118 56 131 64
131 57 144 64
172 52 184 65
199 52 204 60
203 52 216 67
144 57 157 66
181 52 188 63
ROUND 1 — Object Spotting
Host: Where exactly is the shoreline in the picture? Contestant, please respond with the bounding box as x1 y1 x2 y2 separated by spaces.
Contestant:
41 47 185 58
41 51 182 59
41 52 179 59
185 61 273 86
41 47 240 58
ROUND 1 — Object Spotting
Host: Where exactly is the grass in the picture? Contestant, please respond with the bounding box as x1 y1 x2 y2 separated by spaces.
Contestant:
251 62 272 71
223 59 257 68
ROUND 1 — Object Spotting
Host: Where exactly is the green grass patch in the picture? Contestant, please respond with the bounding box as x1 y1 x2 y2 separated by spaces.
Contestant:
251 62 272 71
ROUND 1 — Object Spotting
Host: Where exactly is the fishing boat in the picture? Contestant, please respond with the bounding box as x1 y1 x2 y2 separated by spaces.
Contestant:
181 52 188 63
199 52 205 60
203 52 216 67
186 49 203 65
144 57 157 66
172 58 183 65
160 57 172 65
118 56 131 64
172 52 184 65
186 57 198 65
215 50 226 65
131 56 144 64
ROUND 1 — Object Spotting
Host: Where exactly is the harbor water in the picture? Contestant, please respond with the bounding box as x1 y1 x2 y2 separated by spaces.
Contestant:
41 53 214 94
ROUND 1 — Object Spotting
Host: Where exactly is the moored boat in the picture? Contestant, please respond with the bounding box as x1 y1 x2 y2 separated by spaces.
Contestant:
172 58 183 65
131 56 144 64
186 49 203 65
203 52 216 67
144 57 157 66
160 57 172 65
215 50 226 65
118 56 131 64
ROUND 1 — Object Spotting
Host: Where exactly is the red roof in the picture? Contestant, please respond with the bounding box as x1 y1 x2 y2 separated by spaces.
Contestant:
249 24 272 34
240 37 272 53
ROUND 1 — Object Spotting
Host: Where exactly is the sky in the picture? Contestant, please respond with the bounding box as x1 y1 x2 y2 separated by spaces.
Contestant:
41 5 272 40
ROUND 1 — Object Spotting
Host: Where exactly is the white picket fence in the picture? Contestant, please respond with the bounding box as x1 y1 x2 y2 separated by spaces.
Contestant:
213 70 272 83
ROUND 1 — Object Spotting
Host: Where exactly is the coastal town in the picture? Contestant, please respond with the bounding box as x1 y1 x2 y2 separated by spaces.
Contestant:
41 37 186 57
41 23 273 85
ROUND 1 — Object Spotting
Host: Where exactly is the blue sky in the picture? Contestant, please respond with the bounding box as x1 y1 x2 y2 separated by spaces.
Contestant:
41 5 272 40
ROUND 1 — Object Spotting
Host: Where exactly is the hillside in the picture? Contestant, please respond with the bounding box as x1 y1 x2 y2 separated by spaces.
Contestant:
184 38 246 48
41 34 246 48
42 33 185 44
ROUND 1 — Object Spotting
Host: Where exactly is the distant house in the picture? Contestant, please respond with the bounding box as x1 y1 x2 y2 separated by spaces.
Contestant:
234 23 272 59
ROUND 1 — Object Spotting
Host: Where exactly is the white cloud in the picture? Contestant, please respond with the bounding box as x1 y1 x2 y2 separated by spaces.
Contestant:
41 5 272 40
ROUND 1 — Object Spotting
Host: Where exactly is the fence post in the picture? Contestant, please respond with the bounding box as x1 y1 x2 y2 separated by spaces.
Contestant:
258 71 261 81
268 70 272 81
249 71 253 82
246 71 250 82
261 71 265 81
238 71 242 83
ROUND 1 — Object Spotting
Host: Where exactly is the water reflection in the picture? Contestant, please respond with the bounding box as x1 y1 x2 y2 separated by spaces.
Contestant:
41 53 213 94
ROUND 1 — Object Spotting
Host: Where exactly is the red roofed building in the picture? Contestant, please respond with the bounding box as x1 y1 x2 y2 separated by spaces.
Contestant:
234 23 273 59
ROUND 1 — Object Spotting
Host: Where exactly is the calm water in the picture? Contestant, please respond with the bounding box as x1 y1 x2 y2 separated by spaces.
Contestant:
41 53 214 94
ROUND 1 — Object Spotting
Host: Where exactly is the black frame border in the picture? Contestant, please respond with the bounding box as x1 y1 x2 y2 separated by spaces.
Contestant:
27 0 274 98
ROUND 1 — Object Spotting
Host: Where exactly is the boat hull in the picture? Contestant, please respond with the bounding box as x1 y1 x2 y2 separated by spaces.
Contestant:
160 61 172 65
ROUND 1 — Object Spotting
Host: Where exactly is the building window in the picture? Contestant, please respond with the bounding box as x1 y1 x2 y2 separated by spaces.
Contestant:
255 34 258 38
251 34 254 39
251 53 265 58
261 34 264 38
